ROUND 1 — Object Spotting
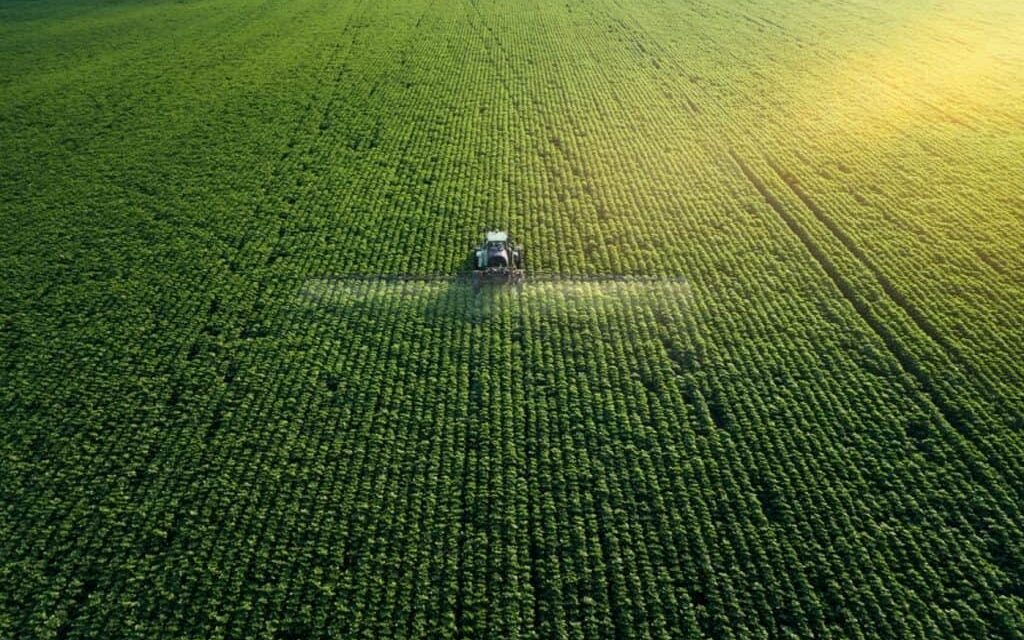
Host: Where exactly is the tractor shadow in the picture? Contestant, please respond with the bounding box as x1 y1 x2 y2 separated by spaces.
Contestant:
421 275 510 325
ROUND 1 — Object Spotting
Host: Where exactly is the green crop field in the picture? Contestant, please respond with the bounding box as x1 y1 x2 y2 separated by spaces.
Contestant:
2 0 1023 637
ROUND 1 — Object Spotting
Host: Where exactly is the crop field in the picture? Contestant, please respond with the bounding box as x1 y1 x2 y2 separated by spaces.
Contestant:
2 0 1023 637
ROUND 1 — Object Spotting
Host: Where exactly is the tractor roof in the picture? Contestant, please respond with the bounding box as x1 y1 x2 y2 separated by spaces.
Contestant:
485 231 508 243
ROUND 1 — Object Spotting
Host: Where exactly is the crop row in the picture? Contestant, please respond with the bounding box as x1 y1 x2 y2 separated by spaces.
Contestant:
2 0 1022 638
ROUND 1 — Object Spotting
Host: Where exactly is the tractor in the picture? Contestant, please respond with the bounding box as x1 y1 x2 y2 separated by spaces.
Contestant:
472 231 525 291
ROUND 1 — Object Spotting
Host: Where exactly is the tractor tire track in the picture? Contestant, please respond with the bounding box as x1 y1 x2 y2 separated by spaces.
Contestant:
762 156 1023 428
729 150 974 438
729 151 924 397
728 149 1024 501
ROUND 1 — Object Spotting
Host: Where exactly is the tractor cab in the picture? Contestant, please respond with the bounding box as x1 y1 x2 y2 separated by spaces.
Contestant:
477 231 515 269
482 234 511 268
